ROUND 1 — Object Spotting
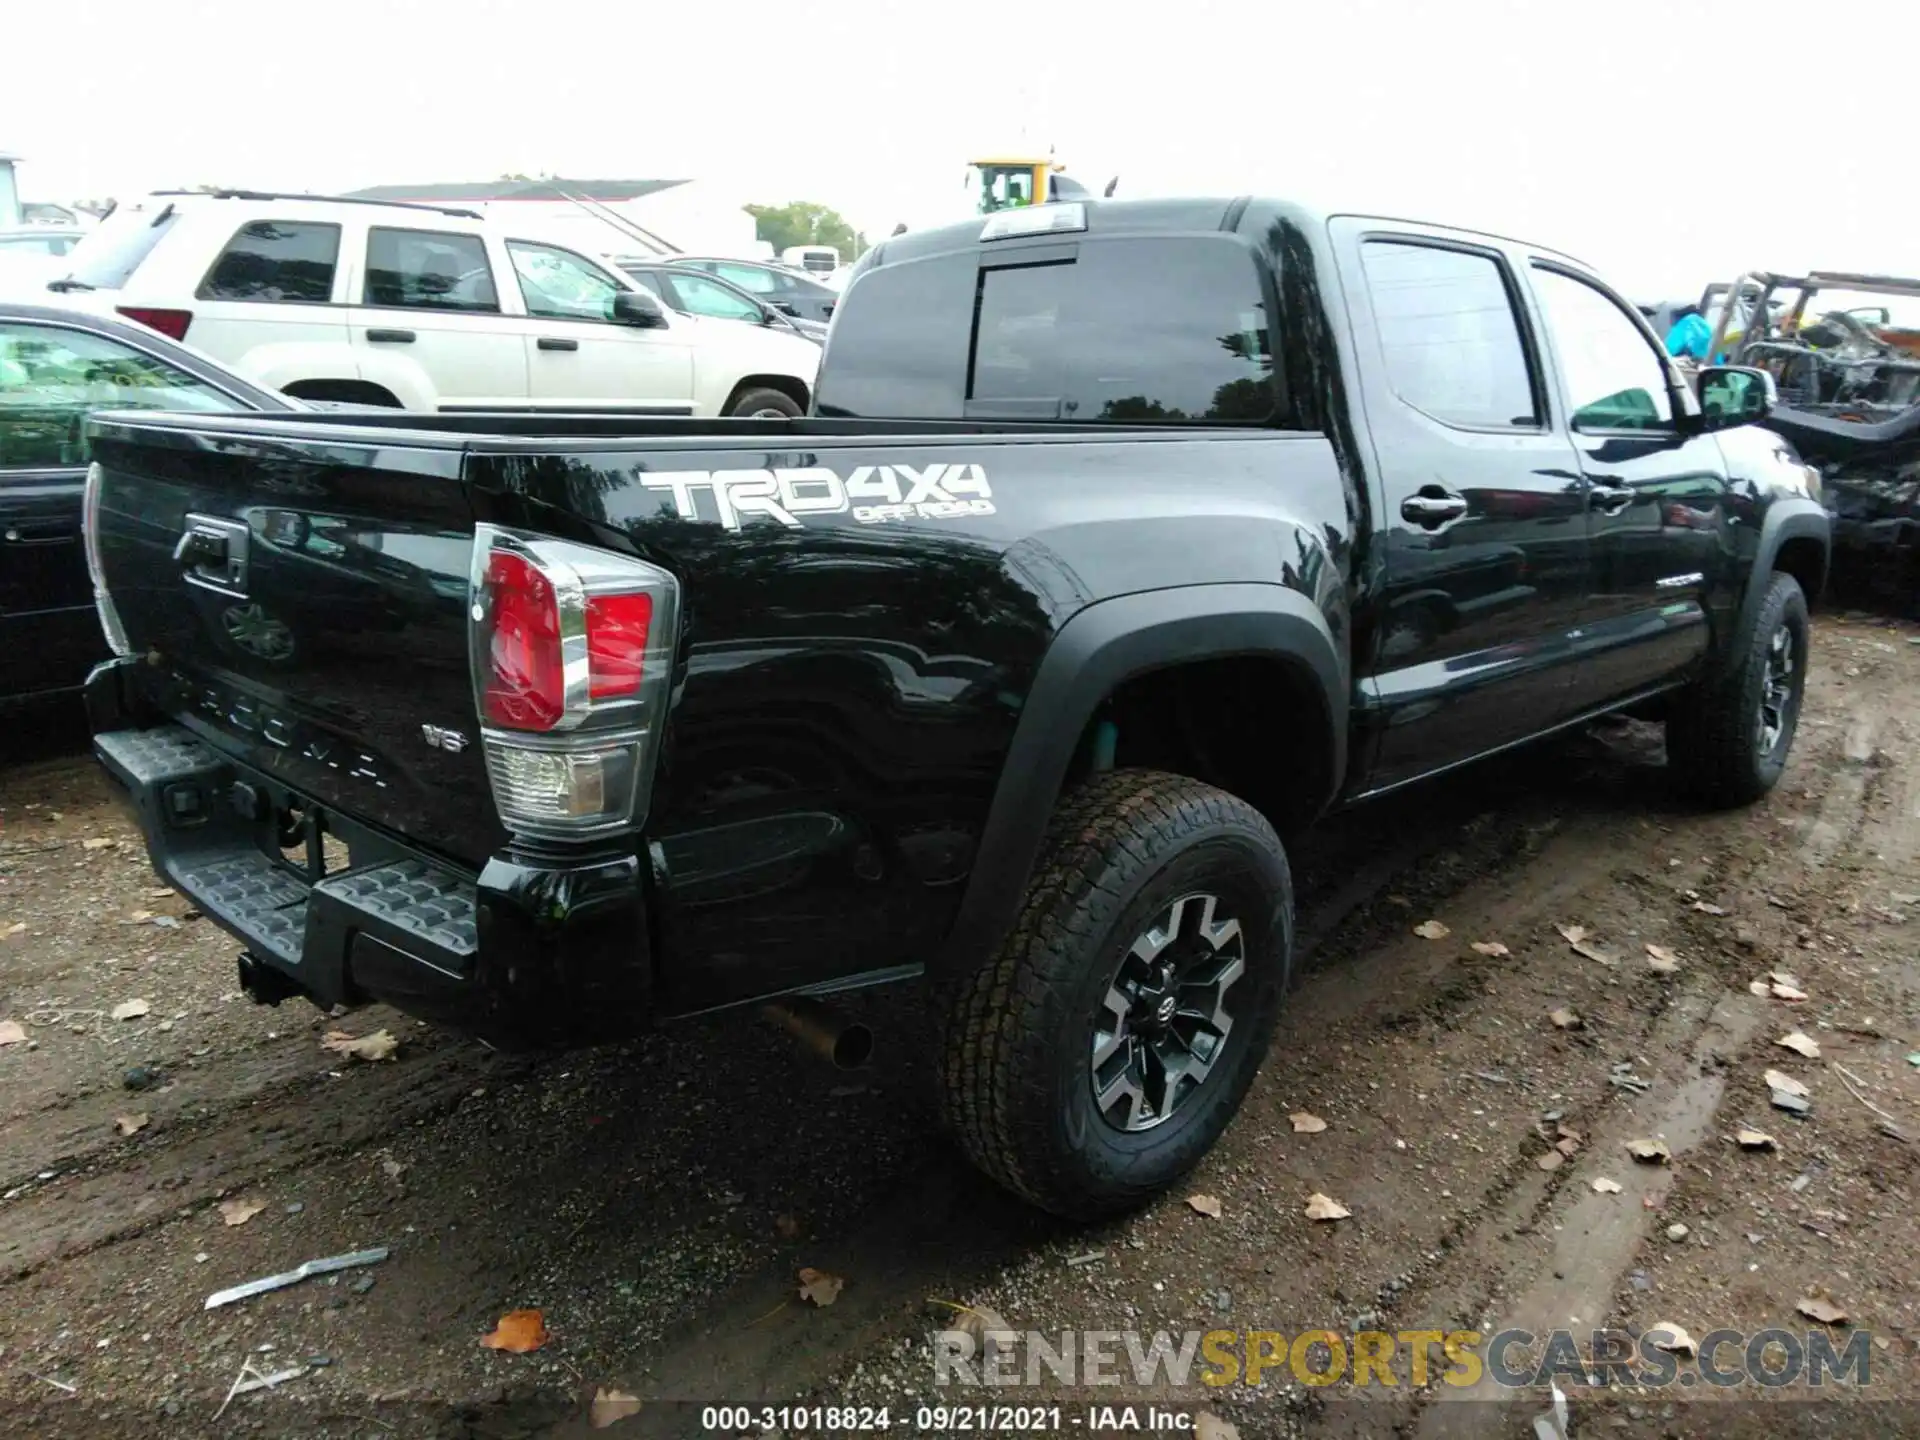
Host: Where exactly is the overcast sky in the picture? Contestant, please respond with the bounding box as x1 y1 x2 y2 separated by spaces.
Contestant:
6 0 1914 297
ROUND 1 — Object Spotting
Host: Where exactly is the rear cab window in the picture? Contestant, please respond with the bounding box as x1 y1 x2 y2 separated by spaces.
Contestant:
817 235 1288 425
198 221 341 302
60 201 181 290
363 227 499 313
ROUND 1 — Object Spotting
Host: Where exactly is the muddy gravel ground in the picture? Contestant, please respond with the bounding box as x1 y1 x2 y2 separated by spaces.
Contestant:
4 614 1920 1440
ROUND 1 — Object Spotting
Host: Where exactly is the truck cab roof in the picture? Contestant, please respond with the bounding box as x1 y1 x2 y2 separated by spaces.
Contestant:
855 196 1593 280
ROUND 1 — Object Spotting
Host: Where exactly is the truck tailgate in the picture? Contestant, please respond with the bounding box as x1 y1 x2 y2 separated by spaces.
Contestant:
86 420 505 869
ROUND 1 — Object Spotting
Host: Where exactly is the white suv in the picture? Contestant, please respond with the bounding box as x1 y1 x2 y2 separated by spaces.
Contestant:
45 190 819 418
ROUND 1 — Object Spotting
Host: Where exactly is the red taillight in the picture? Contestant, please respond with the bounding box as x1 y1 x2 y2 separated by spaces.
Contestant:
482 550 564 730
586 593 652 699
469 525 679 840
115 306 193 342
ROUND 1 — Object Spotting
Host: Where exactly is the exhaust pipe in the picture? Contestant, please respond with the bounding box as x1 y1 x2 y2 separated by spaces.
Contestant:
760 996 873 1071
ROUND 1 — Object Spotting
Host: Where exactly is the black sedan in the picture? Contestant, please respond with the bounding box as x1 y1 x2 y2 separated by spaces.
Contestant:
618 262 828 344
657 256 840 324
0 302 294 709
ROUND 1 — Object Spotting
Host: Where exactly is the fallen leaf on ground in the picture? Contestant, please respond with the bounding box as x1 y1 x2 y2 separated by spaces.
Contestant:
1555 1136 1581 1157
479 1309 548 1353
1649 1322 1698 1357
1768 970 1804 988
1185 1193 1223 1218
798 1266 845 1306
1736 1129 1778 1151
1764 1068 1810 1098
1303 1192 1350 1222
1537 1150 1564 1171
110 999 150 1022
1557 924 1613 964
146 887 176 899
126 910 154 923
1549 1007 1583 1031
774 1213 801 1240
1470 940 1510 957
0 1020 25 1046
1776 1031 1821 1059
114 1113 149 1137
589 1387 642 1428
1748 980 1773 997
320 1029 399 1062
381 1158 407 1181
82 837 114 850
1798 1296 1849 1326
1645 944 1680 973
1413 920 1450 940
1289 1111 1327 1134
2 922 26 938
943 1301 1015 1351
1771 980 1809 1001
1692 901 1727 915
1194 1414 1241 1440
1592 1177 1623 1194
1626 1137 1672 1164
218 1198 265 1227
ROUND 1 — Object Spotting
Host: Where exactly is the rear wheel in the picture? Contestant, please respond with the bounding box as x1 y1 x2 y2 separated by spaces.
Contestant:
727 388 802 419
935 769 1292 1220
1665 570 1809 807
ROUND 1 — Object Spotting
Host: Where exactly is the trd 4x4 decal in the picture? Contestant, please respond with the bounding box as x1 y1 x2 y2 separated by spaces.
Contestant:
640 463 995 531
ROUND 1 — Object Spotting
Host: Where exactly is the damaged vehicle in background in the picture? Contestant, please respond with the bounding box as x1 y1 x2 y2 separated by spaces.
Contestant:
1707 270 1920 600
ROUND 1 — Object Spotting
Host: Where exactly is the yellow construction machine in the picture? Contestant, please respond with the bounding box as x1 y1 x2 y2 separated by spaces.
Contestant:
965 155 1116 214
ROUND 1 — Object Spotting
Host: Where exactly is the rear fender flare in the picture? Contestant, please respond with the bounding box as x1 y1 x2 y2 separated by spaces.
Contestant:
934 583 1346 982
241 344 438 412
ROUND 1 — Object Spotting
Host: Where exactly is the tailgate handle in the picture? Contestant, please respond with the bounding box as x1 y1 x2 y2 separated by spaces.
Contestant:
366 328 415 344
174 528 229 570
173 515 251 594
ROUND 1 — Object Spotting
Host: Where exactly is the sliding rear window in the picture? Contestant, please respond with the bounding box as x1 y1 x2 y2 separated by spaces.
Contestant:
817 235 1289 426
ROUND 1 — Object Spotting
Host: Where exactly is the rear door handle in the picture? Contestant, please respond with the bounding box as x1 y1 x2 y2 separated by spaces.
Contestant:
4 523 75 545
1400 489 1469 528
1589 484 1635 513
536 337 579 352
366 328 415 344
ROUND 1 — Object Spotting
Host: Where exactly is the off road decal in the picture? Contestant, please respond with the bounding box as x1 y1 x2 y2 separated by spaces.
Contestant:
640 463 995 532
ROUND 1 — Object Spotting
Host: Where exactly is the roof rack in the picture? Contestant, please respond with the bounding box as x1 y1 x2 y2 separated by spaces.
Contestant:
149 189 484 221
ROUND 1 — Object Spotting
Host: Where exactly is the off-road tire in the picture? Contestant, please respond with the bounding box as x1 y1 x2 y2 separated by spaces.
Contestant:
727 388 803 419
1665 570 1809 808
935 768 1292 1220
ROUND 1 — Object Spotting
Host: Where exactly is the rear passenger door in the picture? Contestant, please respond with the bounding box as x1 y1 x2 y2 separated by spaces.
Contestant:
190 219 351 378
1330 221 1591 791
1523 262 1730 704
347 226 528 409
0 319 242 699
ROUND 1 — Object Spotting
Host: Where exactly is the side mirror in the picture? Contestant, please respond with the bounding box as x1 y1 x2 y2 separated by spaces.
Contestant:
1693 365 1777 431
612 289 668 328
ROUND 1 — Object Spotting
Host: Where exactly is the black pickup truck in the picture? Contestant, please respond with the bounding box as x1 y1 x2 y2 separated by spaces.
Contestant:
81 197 1830 1219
